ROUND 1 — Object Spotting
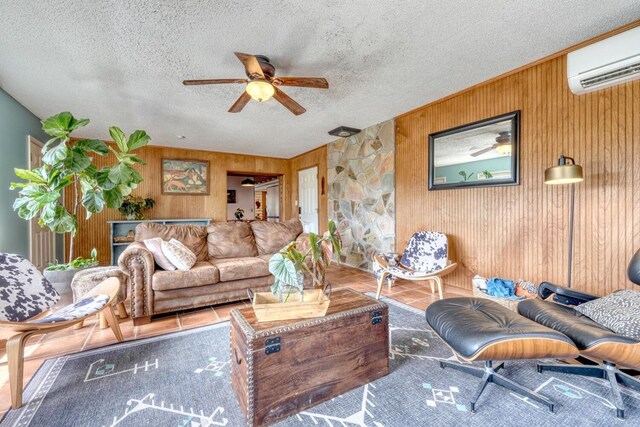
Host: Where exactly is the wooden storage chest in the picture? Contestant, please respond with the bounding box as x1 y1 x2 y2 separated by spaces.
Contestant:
230 288 389 426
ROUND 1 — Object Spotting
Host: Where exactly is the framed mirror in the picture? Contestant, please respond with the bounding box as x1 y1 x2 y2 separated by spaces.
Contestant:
428 111 520 190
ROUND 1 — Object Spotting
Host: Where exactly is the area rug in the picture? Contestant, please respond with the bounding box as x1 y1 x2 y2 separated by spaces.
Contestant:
2 296 638 426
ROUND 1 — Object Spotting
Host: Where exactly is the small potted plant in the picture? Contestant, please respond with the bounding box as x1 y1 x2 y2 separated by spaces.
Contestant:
268 220 341 302
44 248 99 296
235 208 245 220
119 196 155 220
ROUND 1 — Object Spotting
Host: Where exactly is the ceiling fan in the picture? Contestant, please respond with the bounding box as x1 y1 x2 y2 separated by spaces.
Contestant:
470 131 512 157
183 52 329 116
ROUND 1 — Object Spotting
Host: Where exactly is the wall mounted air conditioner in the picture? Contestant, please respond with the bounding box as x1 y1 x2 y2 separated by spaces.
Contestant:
567 26 640 95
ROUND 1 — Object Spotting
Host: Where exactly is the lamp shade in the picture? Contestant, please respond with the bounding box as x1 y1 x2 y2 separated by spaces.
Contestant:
241 178 255 187
245 80 274 102
544 155 584 185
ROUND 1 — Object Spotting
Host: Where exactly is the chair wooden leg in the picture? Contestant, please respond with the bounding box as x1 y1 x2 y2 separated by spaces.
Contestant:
74 319 85 330
435 276 444 300
99 312 109 329
429 279 435 294
7 331 37 409
116 302 128 319
376 272 387 300
102 305 124 342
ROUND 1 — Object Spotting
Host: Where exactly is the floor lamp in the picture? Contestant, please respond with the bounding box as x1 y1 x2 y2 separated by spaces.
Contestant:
544 155 584 288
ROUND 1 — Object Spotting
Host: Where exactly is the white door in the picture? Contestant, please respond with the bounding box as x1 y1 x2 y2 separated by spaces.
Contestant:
28 136 56 270
298 166 318 233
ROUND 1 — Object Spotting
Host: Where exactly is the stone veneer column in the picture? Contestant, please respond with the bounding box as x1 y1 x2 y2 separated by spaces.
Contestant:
328 120 395 271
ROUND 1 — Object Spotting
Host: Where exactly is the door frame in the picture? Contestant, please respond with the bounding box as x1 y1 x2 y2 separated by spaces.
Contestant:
297 164 320 233
27 136 57 265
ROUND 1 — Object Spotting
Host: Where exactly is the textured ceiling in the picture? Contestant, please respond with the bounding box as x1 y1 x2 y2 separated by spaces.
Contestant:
1 1 638 158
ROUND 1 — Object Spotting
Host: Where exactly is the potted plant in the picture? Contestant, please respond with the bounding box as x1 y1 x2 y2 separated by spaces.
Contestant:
43 248 99 296
11 112 150 295
268 220 341 302
235 208 245 220
119 196 155 220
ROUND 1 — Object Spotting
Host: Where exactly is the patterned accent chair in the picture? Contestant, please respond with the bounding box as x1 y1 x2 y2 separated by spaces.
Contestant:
0 253 125 409
372 231 457 300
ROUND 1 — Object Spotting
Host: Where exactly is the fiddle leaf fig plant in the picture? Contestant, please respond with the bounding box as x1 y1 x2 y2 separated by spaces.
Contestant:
269 220 342 301
11 112 150 263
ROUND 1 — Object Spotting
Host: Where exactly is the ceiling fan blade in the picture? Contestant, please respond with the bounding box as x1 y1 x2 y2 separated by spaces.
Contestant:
273 77 329 89
470 146 495 157
234 52 265 79
183 78 247 85
228 91 252 113
272 87 306 116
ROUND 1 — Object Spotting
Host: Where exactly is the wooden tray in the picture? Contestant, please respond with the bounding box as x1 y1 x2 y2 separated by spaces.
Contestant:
249 287 331 322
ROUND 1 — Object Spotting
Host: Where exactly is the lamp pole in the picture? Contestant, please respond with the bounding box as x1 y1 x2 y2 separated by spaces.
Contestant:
544 155 583 289
567 183 576 288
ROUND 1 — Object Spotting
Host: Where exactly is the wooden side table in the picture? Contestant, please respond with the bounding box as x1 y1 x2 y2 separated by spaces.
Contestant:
71 266 128 329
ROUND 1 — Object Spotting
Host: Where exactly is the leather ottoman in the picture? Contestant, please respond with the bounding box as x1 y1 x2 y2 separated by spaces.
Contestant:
425 297 578 413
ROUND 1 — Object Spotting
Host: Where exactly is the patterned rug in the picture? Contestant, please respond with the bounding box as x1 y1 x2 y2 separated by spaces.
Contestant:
2 296 638 426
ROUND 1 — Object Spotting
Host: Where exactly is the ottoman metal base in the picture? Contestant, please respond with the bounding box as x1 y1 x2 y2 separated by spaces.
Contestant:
440 360 556 414
537 361 640 419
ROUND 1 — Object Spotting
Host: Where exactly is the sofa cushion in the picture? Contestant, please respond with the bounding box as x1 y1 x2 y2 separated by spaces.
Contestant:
135 222 208 261
250 219 303 255
152 261 220 291
209 257 270 282
518 298 638 350
207 222 258 259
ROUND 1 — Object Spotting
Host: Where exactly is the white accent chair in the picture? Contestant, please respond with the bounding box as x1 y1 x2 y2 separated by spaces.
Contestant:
0 253 124 409
372 231 457 300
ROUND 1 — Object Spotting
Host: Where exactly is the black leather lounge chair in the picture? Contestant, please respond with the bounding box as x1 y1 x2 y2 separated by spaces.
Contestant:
518 248 640 419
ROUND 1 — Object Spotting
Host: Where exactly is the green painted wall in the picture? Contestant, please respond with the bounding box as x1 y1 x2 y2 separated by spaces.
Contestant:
0 88 50 257
435 156 512 184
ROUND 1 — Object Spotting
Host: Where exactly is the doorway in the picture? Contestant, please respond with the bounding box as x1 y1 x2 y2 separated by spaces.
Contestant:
227 172 281 222
28 136 56 270
298 166 319 233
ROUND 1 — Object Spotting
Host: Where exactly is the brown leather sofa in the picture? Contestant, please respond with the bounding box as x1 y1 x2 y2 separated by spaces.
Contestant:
118 219 304 325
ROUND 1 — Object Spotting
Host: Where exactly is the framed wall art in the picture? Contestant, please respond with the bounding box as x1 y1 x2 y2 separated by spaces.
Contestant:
162 159 210 195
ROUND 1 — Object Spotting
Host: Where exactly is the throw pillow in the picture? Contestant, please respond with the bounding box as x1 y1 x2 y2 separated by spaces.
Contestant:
161 239 197 271
575 290 640 340
135 222 208 261
143 238 177 271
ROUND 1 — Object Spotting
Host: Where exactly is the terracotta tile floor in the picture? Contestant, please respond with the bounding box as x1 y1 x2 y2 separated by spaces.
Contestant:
0 264 470 417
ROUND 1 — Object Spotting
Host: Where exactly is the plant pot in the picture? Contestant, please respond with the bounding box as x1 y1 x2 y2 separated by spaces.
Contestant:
43 266 91 300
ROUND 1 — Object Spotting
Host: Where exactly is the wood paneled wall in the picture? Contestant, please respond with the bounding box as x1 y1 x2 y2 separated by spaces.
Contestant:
289 146 329 234
395 55 640 295
66 145 291 265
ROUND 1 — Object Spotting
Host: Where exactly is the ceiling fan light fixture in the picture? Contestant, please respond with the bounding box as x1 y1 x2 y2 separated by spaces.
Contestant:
241 178 256 187
245 80 274 102
495 144 512 155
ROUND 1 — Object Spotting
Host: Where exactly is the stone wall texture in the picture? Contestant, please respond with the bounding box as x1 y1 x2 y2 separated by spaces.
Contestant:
328 120 395 271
